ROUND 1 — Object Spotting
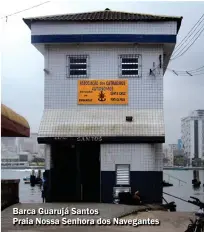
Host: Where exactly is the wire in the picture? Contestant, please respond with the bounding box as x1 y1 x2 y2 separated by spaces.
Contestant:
168 68 204 76
171 26 204 60
172 14 204 57
170 14 204 61
0 1 50 19
167 70 204 76
176 69 204 74
172 14 204 56
167 68 204 76
187 65 204 72
185 69 204 74
163 192 189 203
192 72 204 76
171 24 204 59
171 30 204 60
168 65 204 73
167 65 204 76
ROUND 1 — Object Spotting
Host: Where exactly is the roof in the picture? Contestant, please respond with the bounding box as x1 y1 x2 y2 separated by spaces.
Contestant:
23 10 182 32
1 104 30 137
38 109 164 138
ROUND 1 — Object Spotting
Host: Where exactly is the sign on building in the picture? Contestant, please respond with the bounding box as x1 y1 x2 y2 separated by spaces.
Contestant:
78 79 128 105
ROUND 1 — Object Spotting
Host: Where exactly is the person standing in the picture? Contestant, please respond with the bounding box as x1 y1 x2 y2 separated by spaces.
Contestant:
30 169 36 187
41 172 47 203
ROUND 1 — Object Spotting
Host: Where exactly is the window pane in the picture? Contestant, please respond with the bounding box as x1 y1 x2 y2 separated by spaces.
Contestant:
120 55 140 77
70 58 87 63
70 64 87 69
68 56 88 77
70 70 86 75
116 164 130 185
122 64 138 69
122 70 138 75
122 58 138 63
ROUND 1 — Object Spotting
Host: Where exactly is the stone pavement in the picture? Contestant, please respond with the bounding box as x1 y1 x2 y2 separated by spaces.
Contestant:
1 203 194 232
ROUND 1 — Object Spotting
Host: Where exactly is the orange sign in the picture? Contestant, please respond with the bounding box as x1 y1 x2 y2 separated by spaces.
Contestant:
78 80 128 105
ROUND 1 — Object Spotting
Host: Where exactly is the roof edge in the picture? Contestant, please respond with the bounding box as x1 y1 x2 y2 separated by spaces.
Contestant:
23 10 183 20
23 10 183 33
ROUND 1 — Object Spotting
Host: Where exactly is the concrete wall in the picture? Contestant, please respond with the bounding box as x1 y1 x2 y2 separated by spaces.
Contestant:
38 20 168 203
198 120 203 159
202 120 204 160
182 115 204 161
100 144 163 203
31 21 177 35
44 144 51 170
100 144 163 171
44 44 163 110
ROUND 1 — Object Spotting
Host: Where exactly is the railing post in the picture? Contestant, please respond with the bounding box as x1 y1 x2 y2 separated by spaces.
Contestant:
164 173 186 185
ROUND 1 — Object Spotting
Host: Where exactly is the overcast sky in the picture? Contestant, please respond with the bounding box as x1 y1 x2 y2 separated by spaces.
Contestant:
1 1 204 144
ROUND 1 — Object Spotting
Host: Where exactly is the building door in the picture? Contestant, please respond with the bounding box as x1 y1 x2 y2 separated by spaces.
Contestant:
78 144 101 202
50 143 100 202
51 144 78 202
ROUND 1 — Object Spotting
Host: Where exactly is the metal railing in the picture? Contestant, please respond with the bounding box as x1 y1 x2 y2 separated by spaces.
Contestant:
163 173 187 185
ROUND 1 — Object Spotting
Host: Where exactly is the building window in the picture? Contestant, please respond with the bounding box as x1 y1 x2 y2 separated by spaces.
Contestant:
119 54 141 77
116 164 130 185
66 55 88 77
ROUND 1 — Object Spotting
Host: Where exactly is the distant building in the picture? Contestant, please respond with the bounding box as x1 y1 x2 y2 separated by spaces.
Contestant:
181 110 204 164
17 133 38 154
17 133 45 158
18 152 30 162
163 145 174 167
1 152 19 162
178 139 183 150
173 149 184 157
166 151 174 166
163 144 184 167
168 144 178 152
38 144 45 158
1 137 17 153
173 149 186 166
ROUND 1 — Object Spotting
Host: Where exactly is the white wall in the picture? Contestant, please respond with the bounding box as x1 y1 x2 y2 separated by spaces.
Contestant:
100 144 163 171
198 120 202 159
182 116 204 160
182 118 190 158
155 144 163 170
44 144 51 170
202 120 204 160
190 120 194 159
31 21 177 35
44 44 163 110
